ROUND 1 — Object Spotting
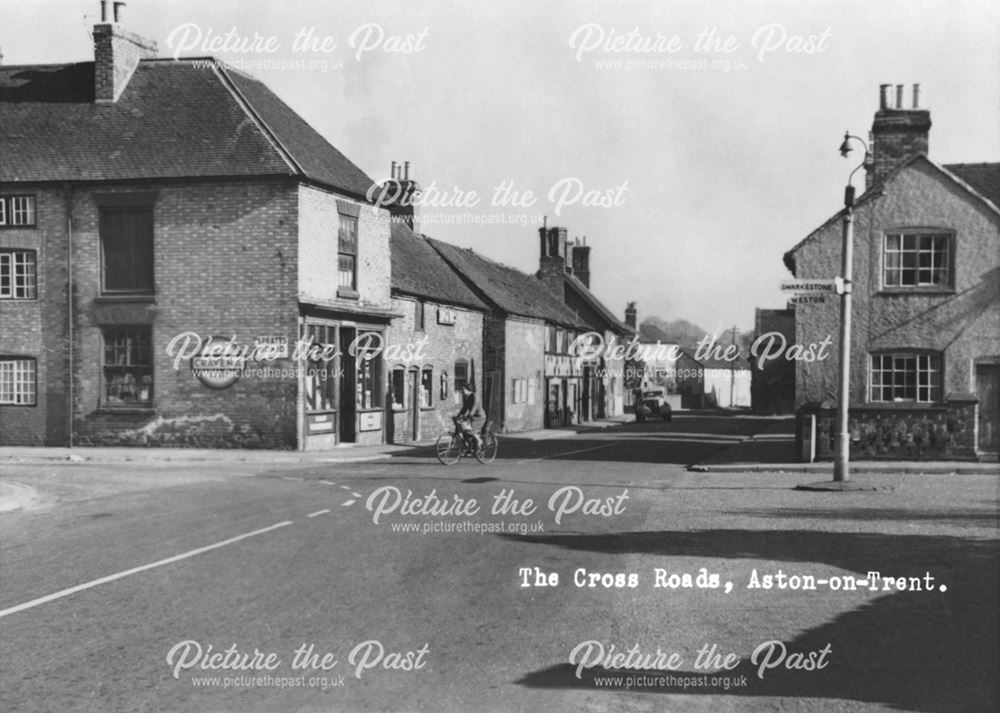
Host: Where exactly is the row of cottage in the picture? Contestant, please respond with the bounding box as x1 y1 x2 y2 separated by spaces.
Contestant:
0 13 642 449
2 10 998 459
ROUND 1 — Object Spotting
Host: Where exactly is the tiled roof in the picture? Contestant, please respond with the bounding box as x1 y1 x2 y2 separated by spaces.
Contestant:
784 155 1000 274
564 273 634 335
0 59 375 197
427 239 587 329
943 163 1000 206
390 222 488 311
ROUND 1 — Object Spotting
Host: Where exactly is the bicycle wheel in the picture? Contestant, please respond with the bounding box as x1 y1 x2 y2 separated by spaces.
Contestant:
475 431 498 464
436 433 462 465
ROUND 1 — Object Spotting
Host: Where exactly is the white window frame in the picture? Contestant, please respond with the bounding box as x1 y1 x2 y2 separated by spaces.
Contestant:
0 250 38 299
869 352 943 403
9 196 36 227
0 358 36 405
882 231 953 289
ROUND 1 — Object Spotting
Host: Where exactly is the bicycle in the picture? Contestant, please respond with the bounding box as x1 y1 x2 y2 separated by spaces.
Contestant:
436 417 498 465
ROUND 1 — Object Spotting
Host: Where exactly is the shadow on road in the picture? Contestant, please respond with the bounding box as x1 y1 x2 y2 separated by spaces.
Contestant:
385 415 786 467
507 526 998 712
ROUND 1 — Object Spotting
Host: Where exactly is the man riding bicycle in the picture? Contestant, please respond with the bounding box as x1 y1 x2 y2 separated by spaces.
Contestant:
456 382 483 451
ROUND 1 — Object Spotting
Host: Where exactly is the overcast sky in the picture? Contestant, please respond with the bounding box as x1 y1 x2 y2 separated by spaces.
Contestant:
4 0 998 335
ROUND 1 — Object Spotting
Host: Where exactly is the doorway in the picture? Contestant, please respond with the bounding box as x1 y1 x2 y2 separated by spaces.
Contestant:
339 327 356 442
976 363 999 456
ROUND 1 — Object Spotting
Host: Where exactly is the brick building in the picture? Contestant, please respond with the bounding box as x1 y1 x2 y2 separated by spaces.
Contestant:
784 84 1000 460
0 10 396 449
385 221 486 443
428 239 588 432
536 227 634 420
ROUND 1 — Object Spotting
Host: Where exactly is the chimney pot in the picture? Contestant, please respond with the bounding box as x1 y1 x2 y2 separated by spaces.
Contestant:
113 0 125 23
390 160 397 179
912 83 920 108
100 0 110 22
895 84 904 109
879 84 891 110
404 161 410 180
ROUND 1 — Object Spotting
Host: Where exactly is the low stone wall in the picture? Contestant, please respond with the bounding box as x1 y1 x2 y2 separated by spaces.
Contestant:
797 400 979 461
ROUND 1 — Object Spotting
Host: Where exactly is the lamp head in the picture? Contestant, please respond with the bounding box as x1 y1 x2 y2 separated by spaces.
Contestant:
839 132 853 158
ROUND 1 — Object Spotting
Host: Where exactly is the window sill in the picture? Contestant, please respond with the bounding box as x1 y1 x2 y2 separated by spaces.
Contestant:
95 294 157 303
337 286 360 300
97 406 155 414
876 288 954 297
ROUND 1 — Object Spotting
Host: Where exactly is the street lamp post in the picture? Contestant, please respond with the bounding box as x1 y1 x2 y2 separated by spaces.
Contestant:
833 132 871 482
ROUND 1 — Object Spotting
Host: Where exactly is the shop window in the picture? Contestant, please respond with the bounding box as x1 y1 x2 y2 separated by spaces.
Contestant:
305 323 337 412
0 357 36 405
357 347 382 409
102 327 153 406
0 250 37 299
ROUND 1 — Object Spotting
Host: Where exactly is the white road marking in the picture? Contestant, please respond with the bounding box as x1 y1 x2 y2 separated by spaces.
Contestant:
0 521 294 619
517 443 617 464
282 476 304 482
319 480 338 486
306 509 330 518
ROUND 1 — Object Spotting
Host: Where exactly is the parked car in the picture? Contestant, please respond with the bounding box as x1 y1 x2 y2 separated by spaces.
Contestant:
634 388 672 422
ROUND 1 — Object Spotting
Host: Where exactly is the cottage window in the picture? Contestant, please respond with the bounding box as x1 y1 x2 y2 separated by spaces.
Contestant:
414 299 425 330
0 196 36 227
454 358 469 391
420 368 433 408
869 352 942 403
0 358 36 405
883 233 951 288
101 209 154 294
0 250 37 299
103 327 153 406
338 213 359 291
391 367 407 410
440 371 449 400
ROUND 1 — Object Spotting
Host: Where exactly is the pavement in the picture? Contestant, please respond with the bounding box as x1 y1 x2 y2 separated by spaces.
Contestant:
1 412 995 514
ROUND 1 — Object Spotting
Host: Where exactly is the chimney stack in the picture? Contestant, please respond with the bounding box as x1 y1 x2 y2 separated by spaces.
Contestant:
92 0 158 103
624 302 637 330
379 161 421 232
867 82 931 188
570 236 591 288
537 225 570 295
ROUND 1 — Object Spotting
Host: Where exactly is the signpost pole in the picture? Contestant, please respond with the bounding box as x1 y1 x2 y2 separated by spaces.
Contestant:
833 192 854 482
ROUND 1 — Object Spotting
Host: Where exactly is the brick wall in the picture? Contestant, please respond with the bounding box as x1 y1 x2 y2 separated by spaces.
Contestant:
71 180 301 448
298 185 391 310
503 316 545 432
793 160 1000 408
0 187 68 445
385 296 484 443
799 401 978 461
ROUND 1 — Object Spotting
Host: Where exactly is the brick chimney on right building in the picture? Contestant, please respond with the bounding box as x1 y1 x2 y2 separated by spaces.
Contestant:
867 83 931 189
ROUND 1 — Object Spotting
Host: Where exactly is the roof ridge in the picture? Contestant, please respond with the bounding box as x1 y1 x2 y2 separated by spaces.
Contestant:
210 62 303 178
